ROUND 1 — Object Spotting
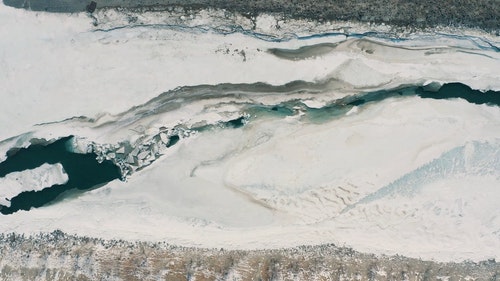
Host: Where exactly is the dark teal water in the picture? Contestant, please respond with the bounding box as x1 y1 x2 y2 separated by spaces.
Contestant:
417 83 500 105
0 82 497 215
305 83 499 123
0 136 121 215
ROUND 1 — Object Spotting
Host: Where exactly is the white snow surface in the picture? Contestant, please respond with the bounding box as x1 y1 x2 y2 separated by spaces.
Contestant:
0 4 500 262
1 4 499 141
0 163 68 207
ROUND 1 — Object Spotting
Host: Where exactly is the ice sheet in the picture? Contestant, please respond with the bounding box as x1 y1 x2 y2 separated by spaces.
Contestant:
0 163 68 207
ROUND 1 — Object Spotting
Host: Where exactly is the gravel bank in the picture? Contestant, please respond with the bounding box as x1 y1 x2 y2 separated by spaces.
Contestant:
3 0 499 31
1 231 499 281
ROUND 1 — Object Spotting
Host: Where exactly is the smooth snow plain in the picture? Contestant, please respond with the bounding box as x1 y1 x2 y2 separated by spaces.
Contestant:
0 4 499 262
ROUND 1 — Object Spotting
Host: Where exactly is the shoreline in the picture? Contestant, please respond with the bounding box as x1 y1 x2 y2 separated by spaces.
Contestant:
3 0 500 33
1 231 499 280
88 6 500 48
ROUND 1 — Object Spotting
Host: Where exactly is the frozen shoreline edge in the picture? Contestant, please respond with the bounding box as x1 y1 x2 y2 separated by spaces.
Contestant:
0 230 499 280
91 6 500 48
4 0 500 33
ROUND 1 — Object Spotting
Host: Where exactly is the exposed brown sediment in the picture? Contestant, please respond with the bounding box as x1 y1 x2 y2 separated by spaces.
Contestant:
3 0 500 32
0 231 499 281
